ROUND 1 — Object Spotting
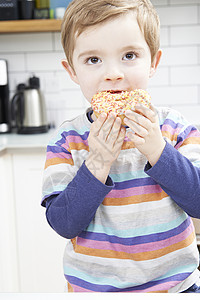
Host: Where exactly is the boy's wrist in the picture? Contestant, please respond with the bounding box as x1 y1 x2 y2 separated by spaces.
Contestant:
147 140 166 167
85 156 111 184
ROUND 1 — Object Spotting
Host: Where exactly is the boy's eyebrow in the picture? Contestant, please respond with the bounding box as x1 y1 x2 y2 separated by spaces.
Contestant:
78 50 100 59
121 45 145 52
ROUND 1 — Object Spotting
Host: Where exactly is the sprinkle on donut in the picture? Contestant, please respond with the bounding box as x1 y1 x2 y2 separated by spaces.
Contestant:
91 89 151 125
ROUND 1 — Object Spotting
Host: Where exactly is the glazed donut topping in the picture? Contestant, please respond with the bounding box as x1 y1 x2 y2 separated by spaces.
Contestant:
91 89 151 116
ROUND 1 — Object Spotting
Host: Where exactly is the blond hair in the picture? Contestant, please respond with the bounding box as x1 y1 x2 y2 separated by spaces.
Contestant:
61 0 160 69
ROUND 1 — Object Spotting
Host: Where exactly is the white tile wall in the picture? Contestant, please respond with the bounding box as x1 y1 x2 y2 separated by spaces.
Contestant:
156 6 198 26
0 0 200 128
171 25 200 45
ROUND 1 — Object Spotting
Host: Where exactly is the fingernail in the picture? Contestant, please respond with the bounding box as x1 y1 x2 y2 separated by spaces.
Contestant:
135 104 142 109
125 110 132 116
100 113 107 119
109 112 116 118
116 117 121 123
120 128 125 136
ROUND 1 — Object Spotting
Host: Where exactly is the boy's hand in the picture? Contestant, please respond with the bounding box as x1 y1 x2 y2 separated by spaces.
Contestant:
124 104 166 166
85 112 126 183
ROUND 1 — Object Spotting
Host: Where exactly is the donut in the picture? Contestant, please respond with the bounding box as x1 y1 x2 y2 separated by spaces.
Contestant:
91 89 151 125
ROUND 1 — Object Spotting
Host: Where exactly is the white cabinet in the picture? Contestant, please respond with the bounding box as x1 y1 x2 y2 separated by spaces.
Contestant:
0 153 19 292
0 150 66 293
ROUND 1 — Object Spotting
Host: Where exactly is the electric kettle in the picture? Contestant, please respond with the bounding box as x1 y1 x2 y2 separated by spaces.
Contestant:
11 76 49 134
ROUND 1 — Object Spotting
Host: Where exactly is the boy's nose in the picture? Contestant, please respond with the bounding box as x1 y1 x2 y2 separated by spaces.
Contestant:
104 66 124 82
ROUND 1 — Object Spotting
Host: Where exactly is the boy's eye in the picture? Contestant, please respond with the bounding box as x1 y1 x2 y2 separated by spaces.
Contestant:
123 52 137 61
86 57 101 64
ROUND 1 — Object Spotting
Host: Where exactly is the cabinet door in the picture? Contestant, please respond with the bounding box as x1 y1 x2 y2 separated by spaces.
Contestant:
0 154 19 292
12 152 66 292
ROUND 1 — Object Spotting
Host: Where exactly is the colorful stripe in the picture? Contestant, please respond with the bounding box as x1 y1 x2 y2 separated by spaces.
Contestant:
42 108 200 292
65 272 191 292
77 223 194 254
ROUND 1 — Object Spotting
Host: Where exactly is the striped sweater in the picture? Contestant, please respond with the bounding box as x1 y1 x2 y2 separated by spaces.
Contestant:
42 107 200 293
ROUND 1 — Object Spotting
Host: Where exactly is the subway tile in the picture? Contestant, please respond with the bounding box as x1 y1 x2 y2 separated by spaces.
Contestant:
169 0 200 4
170 25 200 45
152 0 168 6
44 93 62 109
9 72 29 92
58 71 80 90
171 66 200 85
0 53 26 72
53 33 63 51
46 109 59 128
198 46 200 64
26 52 64 71
9 71 47 93
59 90 86 109
48 108 87 128
161 46 198 66
0 33 53 53
45 90 84 110
37 72 60 93
171 104 200 126
149 67 169 87
148 86 198 106
160 27 169 47
156 6 198 26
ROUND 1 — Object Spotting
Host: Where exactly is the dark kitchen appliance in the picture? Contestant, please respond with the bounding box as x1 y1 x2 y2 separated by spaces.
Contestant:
0 59 10 133
11 76 49 134
18 0 35 19
0 0 18 20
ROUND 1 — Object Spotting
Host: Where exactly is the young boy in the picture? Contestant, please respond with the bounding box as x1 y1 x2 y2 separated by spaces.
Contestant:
42 0 200 293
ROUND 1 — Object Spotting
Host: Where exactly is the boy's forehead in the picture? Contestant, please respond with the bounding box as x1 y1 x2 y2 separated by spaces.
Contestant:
76 11 137 36
74 13 144 48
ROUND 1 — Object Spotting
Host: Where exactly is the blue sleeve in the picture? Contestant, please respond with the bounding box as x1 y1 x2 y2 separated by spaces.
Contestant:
45 161 114 239
145 142 200 218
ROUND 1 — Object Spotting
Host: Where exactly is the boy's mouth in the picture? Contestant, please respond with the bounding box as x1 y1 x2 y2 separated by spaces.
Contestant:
107 90 125 94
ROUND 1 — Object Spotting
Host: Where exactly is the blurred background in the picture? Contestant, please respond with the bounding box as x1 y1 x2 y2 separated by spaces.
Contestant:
0 0 200 129
0 0 200 294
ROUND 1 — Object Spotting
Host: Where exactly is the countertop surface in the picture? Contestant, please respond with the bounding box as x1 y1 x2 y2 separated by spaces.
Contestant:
0 130 54 153
1 123 199 153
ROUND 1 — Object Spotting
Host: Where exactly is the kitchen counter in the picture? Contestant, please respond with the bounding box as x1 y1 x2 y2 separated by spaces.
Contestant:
0 130 54 154
1 124 199 154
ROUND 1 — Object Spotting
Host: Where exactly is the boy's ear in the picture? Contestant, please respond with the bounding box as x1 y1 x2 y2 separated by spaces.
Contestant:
149 49 162 78
61 59 79 84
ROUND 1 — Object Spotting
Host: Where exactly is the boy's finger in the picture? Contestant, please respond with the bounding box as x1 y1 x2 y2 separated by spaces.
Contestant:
106 117 121 144
100 112 116 135
90 113 107 136
124 117 148 137
113 126 126 150
133 104 157 123
125 111 151 131
127 131 145 145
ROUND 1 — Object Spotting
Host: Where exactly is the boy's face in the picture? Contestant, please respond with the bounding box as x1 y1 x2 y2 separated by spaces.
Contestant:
62 13 161 102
